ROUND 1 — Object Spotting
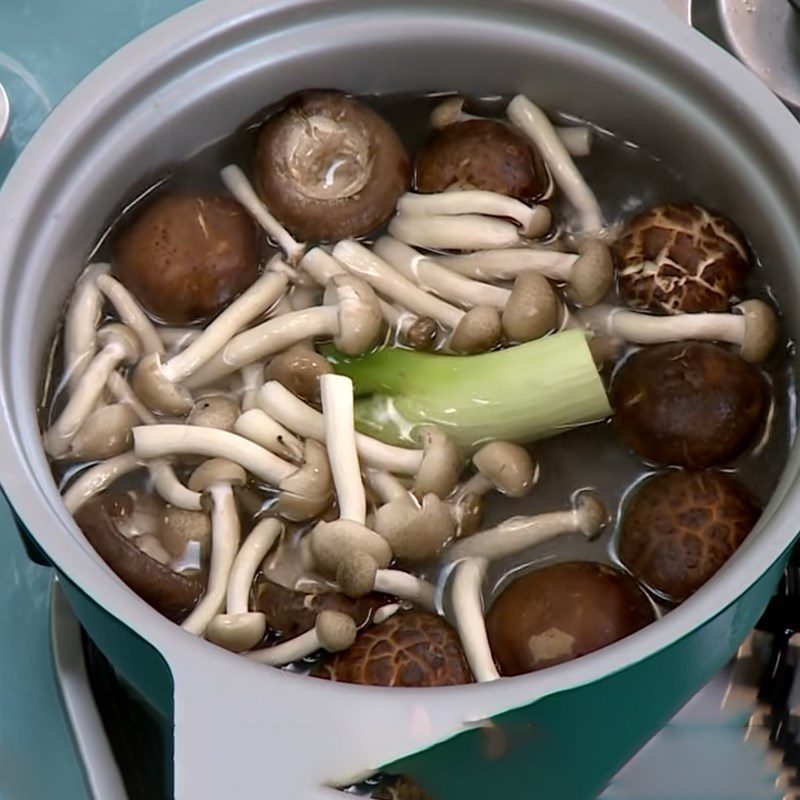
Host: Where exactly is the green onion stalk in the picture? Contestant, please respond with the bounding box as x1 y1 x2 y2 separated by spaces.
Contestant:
324 329 611 449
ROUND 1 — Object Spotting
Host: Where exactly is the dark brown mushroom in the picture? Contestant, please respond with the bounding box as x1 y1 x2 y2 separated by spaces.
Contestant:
255 91 410 241
486 561 654 676
75 493 203 622
314 609 472 686
373 775 433 800
619 470 761 602
404 316 439 351
615 203 751 314
114 192 259 325
263 346 334 406
612 342 766 468
415 119 549 201
253 578 386 640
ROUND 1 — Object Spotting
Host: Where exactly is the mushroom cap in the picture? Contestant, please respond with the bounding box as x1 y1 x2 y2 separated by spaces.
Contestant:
612 341 766 468
132 352 194 415
450 305 502 354
188 458 247 492
315 610 358 652
97 323 141 364
415 119 549 202
187 394 240 432
486 561 655 675
451 492 484 537
264 346 333 405
736 299 779 364
472 441 537 497
570 240 614 306
619 470 761 602
74 493 203 622
336 550 378 598
114 191 260 325
309 519 392 577
205 612 267 652
574 491 609 538
160 507 212 559
615 203 750 314
277 439 334 521
501 273 559 343
314 609 472 686
324 274 383 355
413 426 462 498
70 403 138 460
373 493 456 561
404 316 439 351
255 90 410 241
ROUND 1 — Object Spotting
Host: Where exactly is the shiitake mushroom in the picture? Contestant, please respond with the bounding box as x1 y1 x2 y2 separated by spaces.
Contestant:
75 493 203 622
114 192 259 325
619 470 761 602
314 610 472 686
612 341 767 469
485 562 655 675
615 203 750 314
415 119 549 201
255 91 410 241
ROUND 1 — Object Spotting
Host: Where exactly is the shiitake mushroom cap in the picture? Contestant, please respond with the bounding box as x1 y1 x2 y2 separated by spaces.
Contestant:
75 493 203 622
114 192 259 325
255 90 410 241
415 119 549 201
615 203 750 314
619 469 761 602
485 561 655 676
314 609 472 686
612 341 767 469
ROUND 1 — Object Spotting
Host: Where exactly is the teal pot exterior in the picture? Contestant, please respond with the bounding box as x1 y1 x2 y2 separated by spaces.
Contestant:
1 0 800 797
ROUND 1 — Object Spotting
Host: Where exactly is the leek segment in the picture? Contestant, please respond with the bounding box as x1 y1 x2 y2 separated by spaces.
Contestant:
325 329 611 448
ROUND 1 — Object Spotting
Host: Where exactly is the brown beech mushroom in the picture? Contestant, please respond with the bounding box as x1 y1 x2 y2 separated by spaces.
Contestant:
69 403 139 460
114 192 260 325
415 118 549 201
255 90 410 241
452 441 538 505
404 316 439 351
160 507 212 561
264 345 333 405
449 306 503 354
619 470 761 602
612 342 767 468
486 562 655 675
187 394 240 432
75 493 203 622
615 203 751 314
501 273 560 343
314 609 472 686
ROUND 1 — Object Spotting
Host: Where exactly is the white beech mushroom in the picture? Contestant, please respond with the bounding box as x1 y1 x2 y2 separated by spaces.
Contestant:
95 273 164 355
450 556 500 682
257 381 462 495
309 374 392 576
63 451 140 514
147 459 203 512
245 609 357 666
106 371 158 425
182 274 382 388
220 164 306 264
580 299 779 364
205 517 283 651
240 363 265 412
507 94 603 233
158 327 201 352
452 441 539 504
181 459 246 636
63 263 110 391
132 425 331 521
44 324 141 457
233 408 304 463
389 213 540 252
432 242 614 307
445 492 608 562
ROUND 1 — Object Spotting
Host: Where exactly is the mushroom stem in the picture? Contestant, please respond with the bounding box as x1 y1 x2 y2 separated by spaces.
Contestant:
374 569 437 612
133 425 296 485
227 517 282 614
148 459 203 511
389 214 532 251
106 372 157 424
507 95 603 232
221 165 305 264
162 271 289 382
233 408 304 463
364 468 408 503
320 374 366 524
240 362 264 412
62 451 139 514
96 274 164 354
159 327 201 351
64 263 110 391
257 381 422 474
451 473 494 503
181 482 241 636
245 609 357 665
373 237 510 310
450 557 500 682
332 240 464 329
556 125 593 157
396 191 550 238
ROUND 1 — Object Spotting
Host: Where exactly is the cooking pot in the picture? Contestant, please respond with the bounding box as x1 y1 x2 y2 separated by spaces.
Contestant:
1 1 799 797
